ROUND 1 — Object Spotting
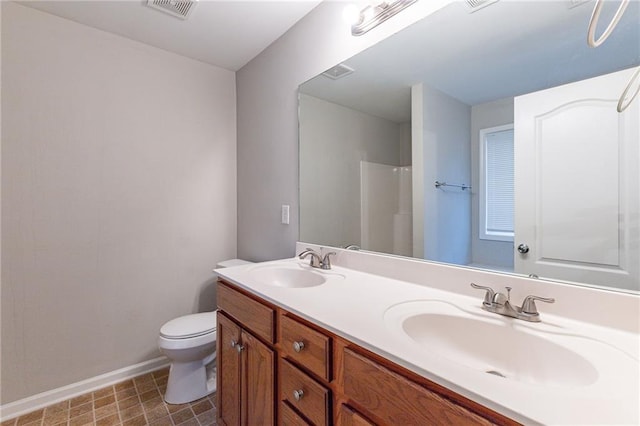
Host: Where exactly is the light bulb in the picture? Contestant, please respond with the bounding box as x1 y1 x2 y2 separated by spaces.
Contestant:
342 4 362 26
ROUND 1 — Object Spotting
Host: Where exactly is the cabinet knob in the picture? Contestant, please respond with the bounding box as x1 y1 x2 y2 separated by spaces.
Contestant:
230 339 238 348
293 389 304 401
517 243 530 254
292 341 305 353
235 344 245 353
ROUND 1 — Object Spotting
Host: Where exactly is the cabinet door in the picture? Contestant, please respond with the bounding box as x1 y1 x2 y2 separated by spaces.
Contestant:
243 330 275 426
217 313 242 426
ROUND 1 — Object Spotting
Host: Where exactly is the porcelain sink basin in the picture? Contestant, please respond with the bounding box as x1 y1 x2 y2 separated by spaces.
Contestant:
384 300 599 387
247 264 328 288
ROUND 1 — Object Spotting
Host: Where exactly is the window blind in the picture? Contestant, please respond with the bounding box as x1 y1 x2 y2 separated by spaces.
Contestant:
484 128 514 237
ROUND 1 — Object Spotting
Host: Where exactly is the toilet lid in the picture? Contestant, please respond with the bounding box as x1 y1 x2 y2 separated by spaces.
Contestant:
160 312 217 339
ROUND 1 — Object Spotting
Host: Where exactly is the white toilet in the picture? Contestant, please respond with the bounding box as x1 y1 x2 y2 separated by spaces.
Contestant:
158 259 252 404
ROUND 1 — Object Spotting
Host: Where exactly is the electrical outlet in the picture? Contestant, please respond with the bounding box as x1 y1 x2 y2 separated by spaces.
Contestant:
281 204 290 225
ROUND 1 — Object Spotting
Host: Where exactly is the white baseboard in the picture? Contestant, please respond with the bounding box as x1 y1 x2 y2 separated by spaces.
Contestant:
0 357 170 422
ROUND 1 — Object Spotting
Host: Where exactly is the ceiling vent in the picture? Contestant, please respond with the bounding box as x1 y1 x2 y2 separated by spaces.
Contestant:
465 0 499 13
322 64 355 80
568 0 590 8
146 0 197 20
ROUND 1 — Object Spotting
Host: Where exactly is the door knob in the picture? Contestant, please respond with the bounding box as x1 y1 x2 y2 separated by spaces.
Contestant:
517 243 530 254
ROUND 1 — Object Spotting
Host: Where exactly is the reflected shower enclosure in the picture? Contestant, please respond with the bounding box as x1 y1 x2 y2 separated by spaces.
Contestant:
361 162 412 256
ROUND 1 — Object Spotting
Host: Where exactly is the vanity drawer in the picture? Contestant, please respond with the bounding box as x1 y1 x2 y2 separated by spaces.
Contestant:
280 401 312 425
217 281 275 344
339 405 376 426
280 313 331 381
279 358 330 426
342 348 494 426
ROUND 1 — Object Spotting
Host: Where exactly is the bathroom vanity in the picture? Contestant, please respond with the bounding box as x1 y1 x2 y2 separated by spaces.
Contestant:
216 280 509 425
215 246 640 425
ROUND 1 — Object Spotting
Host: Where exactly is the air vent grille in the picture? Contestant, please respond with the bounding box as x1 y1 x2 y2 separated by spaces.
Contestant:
568 0 590 8
322 64 355 80
147 0 197 20
465 0 499 13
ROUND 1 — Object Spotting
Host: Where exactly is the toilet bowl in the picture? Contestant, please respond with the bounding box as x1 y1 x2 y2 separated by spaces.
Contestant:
158 259 252 404
158 312 217 404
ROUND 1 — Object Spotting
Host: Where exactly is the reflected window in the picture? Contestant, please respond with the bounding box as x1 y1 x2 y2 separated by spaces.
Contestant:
479 124 514 242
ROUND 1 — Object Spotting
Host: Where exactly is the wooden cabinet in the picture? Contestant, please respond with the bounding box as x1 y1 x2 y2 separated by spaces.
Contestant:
279 358 330 425
217 280 516 426
281 401 312 425
278 312 332 425
217 313 242 426
280 314 331 381
338 405 375 426
217 281 274 343
341 348 494 425
217 283 275 425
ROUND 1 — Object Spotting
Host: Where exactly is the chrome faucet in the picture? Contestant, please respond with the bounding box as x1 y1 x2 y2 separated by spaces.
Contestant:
470 283 555 322
298 248 336 270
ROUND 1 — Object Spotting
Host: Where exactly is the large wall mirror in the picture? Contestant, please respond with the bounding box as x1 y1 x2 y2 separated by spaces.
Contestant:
299 0 640 293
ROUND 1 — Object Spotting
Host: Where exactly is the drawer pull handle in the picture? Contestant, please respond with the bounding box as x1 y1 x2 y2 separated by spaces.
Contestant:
293 389 304 401
293 341 305 353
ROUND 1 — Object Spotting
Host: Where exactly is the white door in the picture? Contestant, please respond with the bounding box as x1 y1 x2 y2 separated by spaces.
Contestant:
514 68 639 291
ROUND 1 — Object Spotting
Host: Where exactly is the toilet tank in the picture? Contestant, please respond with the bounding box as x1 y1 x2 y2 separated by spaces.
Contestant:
216 259 253 269
199 260 253 313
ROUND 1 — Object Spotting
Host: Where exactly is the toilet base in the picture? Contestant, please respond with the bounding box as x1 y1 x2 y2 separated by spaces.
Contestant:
164 359 216 404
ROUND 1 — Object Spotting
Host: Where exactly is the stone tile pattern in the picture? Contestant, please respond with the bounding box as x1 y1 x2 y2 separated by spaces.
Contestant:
1 368 217 426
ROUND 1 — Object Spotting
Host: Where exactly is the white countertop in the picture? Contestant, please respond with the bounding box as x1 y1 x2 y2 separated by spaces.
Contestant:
215 252 640 425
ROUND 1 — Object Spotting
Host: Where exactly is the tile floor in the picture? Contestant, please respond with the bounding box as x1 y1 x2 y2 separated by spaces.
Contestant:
1 368 217 426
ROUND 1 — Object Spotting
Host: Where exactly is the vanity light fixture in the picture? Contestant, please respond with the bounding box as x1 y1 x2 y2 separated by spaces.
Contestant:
587 0 630 47
349 0 417 36
617 66 640 113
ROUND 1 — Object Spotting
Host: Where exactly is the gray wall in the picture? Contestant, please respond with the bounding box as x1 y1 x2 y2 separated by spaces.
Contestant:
298 94 405 249
470 97 515 270
1 3 237 403
236 1 447 262
421 85 471 265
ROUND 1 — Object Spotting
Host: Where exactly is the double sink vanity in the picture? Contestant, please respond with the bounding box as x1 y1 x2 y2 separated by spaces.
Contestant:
215 243 640 425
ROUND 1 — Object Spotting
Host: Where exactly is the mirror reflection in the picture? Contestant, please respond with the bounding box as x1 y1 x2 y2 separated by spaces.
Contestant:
299 0 640 292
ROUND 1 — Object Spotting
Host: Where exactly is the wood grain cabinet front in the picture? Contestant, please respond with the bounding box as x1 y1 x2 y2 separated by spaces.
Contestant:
280 313 331 381
216 279 516 426
217 281 275 344
279 358 331 426
338 405 376 426
341 348 496 426
280 402 313 426
217 312 242 426
216 284 276 426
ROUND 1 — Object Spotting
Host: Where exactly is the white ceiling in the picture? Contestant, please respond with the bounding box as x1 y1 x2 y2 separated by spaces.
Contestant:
20 0 323 71
300 0 640 122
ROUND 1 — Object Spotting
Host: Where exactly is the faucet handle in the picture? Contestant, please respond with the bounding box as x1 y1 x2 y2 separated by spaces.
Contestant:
470 283 495 307
521 295 555 315
321 252 336 270
298 248 322 268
